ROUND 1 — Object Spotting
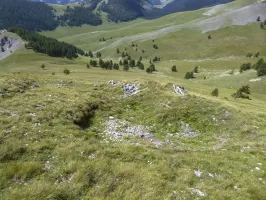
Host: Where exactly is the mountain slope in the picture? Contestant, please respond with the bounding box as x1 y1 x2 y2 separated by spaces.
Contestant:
0 0 57 31
158 0 234 13
100 0 153 22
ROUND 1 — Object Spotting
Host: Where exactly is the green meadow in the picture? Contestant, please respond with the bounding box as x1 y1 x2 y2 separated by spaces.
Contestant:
1 0 266 199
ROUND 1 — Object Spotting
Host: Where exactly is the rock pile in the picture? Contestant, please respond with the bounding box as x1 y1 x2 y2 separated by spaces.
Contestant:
0 29 7 35
108 80 120 86
180 122 198 137
0 37 14 52
121 83 142 98
104 119 152 141
173 84 186 96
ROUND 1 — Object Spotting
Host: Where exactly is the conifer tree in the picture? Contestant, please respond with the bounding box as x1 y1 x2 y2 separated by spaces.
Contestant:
171 65 177 72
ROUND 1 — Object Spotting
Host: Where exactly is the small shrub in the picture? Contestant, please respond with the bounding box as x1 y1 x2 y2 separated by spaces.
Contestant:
171 65 177 72
254 52 260 58
63 68 70 75
211 88 219 97
41 64 45 70
194 66 199 73
185 72 194 79
232 85 251 99
240 63 251 73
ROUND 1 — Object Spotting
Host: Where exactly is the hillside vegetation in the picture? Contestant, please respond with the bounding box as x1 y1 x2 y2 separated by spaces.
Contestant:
0 0 57 31
0 0 266 199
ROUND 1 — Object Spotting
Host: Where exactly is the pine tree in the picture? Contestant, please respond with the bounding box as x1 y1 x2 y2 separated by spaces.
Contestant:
129 60 135 67
208 35 212 39
88 51 93 58
211 88 219 97
96 52 102 58
232 85 251 99
86 63 90 68
139 63 144 70
116 48 120 54
119 60 122 65
171 65 177 72
139 56 142 61
136 60 141 67
63 68 70 75
123 59 128 66
123 64 129 71
99 58 104 68
150 64 155 72
185 72 194 79
254 52 260 58
41 64 45 70
260 22 265 29
257 16 261 22
194 66 199 73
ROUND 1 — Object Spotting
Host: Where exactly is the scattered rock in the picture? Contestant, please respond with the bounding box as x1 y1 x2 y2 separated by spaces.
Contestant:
152 140 162 147
240 146 250 152
34 122 41 126
173 84 187 96
234 186 238 190
255 167 261 171
191 188 205 197
121 83 142 98
105 119 151 140
57 83 68 87
31 84 39 88
180 122 199 137
108 80 120 86
36 104 44 108
194 170 202 177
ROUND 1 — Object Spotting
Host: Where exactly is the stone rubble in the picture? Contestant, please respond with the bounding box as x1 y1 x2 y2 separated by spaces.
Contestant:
173 84 187 96
108 80 121 86
194 170 202 177
121 83 142 98
105 119 152 140
191 188 205 197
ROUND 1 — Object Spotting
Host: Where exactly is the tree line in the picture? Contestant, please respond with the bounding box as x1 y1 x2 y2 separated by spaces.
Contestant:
100 0 143 22
239 58 266 77
8 27 85 59
58 5 102 27
0 0 57 31
0 0 102 31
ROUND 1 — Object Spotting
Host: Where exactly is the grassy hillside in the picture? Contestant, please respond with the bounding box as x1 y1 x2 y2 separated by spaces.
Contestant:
1 0 266 199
